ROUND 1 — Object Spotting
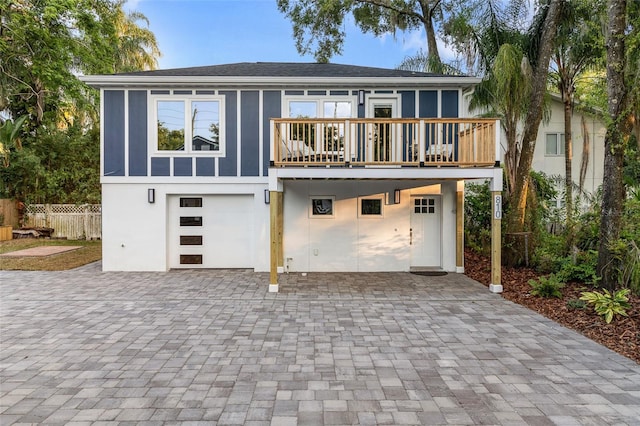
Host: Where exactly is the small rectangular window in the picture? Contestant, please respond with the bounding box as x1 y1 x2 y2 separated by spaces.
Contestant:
310 197 334 218
545 133 565 156
360 198 383 217
180 235 203 245
414 198 436 214
180 254 202 264
180 197 202 207
180 216 202 226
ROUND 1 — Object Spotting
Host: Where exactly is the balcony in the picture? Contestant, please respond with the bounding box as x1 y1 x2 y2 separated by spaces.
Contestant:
273 118 499 168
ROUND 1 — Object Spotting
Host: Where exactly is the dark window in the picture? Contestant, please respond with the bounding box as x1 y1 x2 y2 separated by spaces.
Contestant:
312 198 333 216
180 235 203 245
361 199 382 215
414 198 436 214
180 216 202 226
180 254 202 264
180 197 202 207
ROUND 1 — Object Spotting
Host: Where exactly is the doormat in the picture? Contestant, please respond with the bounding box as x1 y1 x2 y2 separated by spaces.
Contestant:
410 271 448 277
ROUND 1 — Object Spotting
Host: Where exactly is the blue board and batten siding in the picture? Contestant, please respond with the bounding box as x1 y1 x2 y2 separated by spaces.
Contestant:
128 91 147 176
104 90 125 176
102 88 459 178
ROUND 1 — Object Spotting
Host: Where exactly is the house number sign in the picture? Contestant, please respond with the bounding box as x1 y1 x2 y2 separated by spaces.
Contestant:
494 194 502 220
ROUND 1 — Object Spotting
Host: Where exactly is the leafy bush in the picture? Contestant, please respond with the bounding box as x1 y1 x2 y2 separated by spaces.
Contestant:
529 274 565 298
566 299 587 310
580 288 631 324
464 181 493 254
556 250 599 284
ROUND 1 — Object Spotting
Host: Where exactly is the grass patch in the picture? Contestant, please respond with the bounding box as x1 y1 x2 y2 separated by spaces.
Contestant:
0 239 101 271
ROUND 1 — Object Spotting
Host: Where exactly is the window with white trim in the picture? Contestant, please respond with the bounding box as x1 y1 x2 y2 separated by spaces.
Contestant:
545 133 565 156
309 196 335 218
359 196 384 217
152 96 225 154
285 98 355 152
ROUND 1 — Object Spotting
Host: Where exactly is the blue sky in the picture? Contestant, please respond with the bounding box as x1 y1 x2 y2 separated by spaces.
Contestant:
125 0 453 71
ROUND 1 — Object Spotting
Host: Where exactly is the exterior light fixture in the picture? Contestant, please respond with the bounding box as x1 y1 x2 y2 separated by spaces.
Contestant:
358 90 365 105
394 189 401 204
264 189 270 204
148 188 155 204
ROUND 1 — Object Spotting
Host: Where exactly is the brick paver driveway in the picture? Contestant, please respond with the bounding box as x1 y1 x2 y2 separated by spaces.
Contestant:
1 264 639 425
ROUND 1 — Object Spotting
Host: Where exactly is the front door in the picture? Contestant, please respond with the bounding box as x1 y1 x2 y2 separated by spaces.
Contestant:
410 196 441 267
367 98 397 162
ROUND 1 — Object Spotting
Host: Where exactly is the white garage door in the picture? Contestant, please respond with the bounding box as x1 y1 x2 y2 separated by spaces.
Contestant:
168 195 254 269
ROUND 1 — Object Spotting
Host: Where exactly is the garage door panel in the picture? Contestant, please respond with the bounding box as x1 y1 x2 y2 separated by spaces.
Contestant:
169 195 254 269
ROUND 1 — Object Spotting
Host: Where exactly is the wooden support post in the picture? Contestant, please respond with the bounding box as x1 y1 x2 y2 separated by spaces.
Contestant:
269 191 279 292
277 192 284 270
490 191 503 293
456 181 464 273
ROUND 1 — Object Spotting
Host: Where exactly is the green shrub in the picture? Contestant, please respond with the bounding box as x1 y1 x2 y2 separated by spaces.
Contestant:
580 288 631 324
566 299 587 310
556 250 599 284
529 274 565 298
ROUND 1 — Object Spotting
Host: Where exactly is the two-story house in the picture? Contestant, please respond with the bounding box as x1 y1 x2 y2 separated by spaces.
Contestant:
82 62 504 292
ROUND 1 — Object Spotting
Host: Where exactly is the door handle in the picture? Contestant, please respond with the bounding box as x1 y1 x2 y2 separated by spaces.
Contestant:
409 228 413 245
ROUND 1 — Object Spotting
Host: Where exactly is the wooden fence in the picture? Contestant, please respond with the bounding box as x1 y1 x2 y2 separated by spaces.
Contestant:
0 199 19 228
25 204 101 240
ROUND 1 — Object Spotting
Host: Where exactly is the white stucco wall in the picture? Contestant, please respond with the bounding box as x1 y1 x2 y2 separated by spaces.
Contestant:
282 180 457 272
101 182 270 271
532 100 606 197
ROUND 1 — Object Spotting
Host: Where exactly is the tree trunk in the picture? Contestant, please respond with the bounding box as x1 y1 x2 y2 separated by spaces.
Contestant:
419 0 441 66
597 0 628 290
563 92 573 221
506 0 564 234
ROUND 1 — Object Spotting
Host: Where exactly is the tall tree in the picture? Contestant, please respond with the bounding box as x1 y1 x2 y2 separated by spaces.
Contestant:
0 0 161 203
508 0 564 234
277 0 450 68
112 0 161 73
549 0 604 224
1 0 117 126
597 0 639 289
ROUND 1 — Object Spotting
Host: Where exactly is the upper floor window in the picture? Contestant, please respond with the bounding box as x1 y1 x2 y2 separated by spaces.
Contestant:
153 96 224 155
545 133 565 156
285 98 354 152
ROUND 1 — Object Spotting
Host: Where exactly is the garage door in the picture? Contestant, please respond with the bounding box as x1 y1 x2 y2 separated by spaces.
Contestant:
168 195 254 269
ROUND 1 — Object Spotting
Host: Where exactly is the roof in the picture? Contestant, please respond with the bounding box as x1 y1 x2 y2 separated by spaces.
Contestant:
117 62 450 78
81 62 481 88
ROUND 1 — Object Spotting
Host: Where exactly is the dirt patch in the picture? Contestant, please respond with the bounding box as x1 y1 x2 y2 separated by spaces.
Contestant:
465 248 640 364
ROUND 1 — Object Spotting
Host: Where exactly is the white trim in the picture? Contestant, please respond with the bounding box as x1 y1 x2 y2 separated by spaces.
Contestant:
259 90 264 177
358 195 384 218
272 167 501 181
309 196 335 218
148 94 226 157
456 266 465 273
100 88 105 178
124 90 129 176
282 95 357 118
269 284 279 293
237 90 242 177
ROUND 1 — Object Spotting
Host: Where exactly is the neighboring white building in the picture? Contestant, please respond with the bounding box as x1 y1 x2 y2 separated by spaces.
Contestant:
532 95 606 204
82 62 504 292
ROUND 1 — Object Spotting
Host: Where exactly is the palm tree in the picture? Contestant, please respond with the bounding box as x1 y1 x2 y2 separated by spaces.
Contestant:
549 0 604 225
0 115 27 167
113 1 161 73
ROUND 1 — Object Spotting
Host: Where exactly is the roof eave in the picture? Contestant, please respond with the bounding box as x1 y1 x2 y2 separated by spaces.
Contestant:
79 75 482 89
